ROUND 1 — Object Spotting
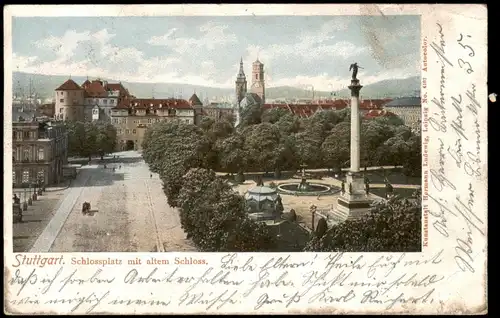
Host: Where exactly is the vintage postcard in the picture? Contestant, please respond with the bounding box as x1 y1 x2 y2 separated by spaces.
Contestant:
4 4 487 315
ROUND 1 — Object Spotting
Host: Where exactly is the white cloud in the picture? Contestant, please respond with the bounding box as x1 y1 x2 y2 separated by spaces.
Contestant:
148 21 237 53
241 20 366 67
35 30 92 61
16 28 185 83
13 19 418 91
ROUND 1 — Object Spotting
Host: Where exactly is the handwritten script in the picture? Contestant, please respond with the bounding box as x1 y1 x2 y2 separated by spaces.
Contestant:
425 22 486 276
7 252 447 314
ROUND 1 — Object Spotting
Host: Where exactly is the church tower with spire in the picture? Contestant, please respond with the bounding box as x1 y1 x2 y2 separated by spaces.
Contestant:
235 58 247 104
251 58 265 104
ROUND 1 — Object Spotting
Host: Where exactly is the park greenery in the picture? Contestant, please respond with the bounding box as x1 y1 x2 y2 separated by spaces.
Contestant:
306 190 422 252
65 121 117 160
142 104 422 252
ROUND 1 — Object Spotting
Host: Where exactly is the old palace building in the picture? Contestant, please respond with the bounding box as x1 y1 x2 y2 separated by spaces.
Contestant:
110 97 195 151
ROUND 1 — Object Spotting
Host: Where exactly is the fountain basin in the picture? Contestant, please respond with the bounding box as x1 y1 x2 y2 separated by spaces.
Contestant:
277 182 340 196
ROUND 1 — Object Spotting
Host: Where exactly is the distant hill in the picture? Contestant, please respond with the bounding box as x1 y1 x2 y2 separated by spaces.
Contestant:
12 72 420 101
335 76 421 99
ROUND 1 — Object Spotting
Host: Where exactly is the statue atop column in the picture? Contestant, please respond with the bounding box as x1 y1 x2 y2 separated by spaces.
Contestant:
349 63 363 80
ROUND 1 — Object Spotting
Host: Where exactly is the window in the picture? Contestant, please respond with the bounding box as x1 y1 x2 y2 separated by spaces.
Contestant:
59 108 64 113
103 99 108 104
13 171 16 183
60 99 64 103
147 118 152 123
22 170 30 183
255 74 258 80
118 129 122 135
23 131 30 139
37 170 45 183
38 148 45 161
110 100 115 104
23 148 30 161
133 129 136 134
125 129 130 134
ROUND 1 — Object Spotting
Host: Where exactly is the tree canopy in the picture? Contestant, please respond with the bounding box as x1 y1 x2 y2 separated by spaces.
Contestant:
66 121 117 160
141 104 422 252
305 190 422 252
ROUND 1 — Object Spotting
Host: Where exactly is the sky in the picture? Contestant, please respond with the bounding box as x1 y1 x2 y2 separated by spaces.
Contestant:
12 15 420 91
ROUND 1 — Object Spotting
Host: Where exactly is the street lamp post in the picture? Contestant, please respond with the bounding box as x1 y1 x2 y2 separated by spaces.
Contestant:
32 180 37 200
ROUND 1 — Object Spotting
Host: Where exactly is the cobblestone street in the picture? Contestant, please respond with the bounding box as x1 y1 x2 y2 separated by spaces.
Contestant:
28 151 195 253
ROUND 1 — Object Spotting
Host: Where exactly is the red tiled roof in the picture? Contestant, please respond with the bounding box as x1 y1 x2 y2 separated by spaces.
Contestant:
263 99 390 118
106 83 130 97
55 79 83 91
82 80 91 88
84 80 108 97
113 98 192 110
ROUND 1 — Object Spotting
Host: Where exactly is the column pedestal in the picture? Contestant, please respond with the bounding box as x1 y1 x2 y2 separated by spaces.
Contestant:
336 172 372 221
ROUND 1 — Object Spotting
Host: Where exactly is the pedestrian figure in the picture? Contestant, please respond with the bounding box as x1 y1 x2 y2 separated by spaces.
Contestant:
150 174 152 178
341 181 345 194
119 165 121 169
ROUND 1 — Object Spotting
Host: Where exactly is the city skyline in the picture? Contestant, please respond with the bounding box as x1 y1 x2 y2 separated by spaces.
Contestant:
12 15 420 91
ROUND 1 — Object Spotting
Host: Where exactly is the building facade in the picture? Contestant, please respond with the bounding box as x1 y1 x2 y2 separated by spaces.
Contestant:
12 119 68 187
54 79 86 121
110 98 195 151
54 78 131 122
383 97 422 132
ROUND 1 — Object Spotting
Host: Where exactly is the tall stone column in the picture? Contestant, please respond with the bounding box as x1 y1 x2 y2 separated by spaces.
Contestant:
349 79 362 173
335 77 372 222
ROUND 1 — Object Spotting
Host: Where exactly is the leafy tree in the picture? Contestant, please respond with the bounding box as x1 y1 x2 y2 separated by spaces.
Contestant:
374 114 405 127
321 121 351 171
402 134 422 177
294 128 323 168
142 121 211 207
262 107 290 124
305 191 421 252
360 120 394 167
242 123 284 173
215 132 247 175
384 135 410 167
238 103 263 128
306 110 342 137
178 168 275 251
66 121 116 160
274 113 301 135
95 122 117 159
199 117 216 132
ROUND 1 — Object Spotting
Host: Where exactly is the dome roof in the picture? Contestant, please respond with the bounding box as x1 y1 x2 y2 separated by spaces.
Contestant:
245 186 279 202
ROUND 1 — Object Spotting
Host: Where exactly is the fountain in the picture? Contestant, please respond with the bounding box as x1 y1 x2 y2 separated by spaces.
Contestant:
277 164 340 196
